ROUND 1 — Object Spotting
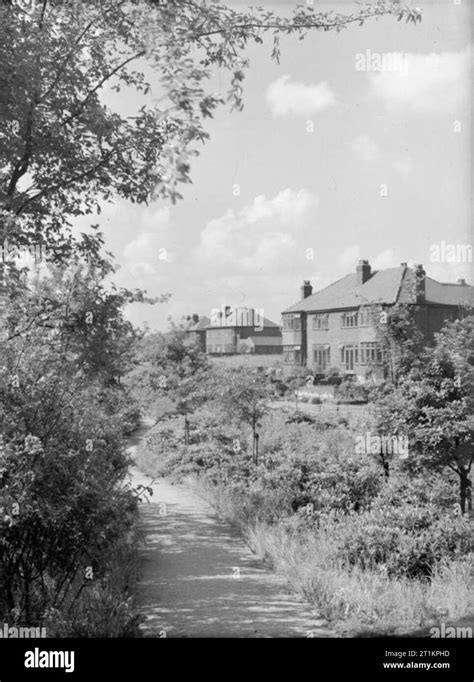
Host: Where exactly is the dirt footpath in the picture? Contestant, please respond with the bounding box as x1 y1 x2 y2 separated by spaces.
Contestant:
127 423 332 637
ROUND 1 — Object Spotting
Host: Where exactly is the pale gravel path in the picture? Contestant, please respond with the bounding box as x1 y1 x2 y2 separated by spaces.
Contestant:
127 420 333 638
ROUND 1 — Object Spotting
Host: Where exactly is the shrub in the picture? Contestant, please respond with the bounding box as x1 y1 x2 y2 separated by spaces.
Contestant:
330 503 471 579
335 378 368 403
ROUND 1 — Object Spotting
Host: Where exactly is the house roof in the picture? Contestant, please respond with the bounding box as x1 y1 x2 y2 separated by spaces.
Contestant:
283 266 474 314
187 316 210 331
424 278 473 306
246 336 283 346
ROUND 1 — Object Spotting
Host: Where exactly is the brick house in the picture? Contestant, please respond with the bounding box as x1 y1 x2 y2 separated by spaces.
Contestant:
205 306 282 355
281 260 473 381
184 314 210 351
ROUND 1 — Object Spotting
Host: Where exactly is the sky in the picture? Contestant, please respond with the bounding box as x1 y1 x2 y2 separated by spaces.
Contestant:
72 0 472 331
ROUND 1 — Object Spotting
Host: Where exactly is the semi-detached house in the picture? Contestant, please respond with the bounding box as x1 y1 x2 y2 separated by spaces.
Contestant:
281 260 473 381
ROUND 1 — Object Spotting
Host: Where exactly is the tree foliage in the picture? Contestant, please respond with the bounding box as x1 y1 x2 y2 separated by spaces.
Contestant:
374 316 474 513
0 262 145 629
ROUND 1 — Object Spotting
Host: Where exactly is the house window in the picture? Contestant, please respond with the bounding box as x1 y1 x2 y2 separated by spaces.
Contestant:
283 346 301 364
313 345 330 370
283 315 302 331
341 311 358 328
360 342 383 365
312 314 329 330
358 308 373 327
341 344 358 371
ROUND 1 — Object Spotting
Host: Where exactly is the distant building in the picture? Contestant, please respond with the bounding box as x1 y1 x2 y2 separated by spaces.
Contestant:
236 336 283 355
184 314 209 351
282 261 473 381
205 306 282 355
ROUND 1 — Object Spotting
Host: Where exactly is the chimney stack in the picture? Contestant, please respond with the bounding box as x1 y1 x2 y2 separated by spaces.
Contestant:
356 259 371 285
414 263 426 303
192 313 199 323
301 280 313 299
457 278 466 286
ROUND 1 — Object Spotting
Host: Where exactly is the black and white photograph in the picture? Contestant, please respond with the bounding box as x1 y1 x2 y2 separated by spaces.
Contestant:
0 0 472 676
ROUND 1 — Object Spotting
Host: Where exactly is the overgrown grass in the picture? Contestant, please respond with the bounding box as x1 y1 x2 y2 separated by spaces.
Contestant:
135 406 473 637
210 354 283 369
195 479 474 636
134 416 184 477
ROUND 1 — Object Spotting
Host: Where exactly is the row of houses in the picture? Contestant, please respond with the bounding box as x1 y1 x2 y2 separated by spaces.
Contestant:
184 308 282 355
186 259 473 381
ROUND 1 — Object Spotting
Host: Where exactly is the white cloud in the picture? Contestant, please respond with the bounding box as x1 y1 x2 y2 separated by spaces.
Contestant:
372 248 398 270
241 232 297 271
392 156 414 174
369 48 470 112
121 207 173 283
266 75 336 117
197 188 318 273
426 261 473 285
338 245 361 271
352 134 380 162
339 247 399 273
241 188 317 223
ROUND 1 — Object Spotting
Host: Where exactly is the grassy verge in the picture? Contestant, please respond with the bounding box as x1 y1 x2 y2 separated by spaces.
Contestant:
195 478 474 637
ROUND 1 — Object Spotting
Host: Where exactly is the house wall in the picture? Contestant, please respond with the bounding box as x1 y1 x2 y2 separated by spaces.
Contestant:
206 328 236 353
187 330 206 351
252 344 283 355
414 305 459 340
305 309 383 380
282 303 466 380
207 325 281 354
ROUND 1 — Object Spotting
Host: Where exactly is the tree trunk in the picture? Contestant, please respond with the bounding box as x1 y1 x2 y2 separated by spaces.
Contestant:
459 468 471 515
252 416 256 465
183 403 189 446
184 417 189 445
379 453 390 480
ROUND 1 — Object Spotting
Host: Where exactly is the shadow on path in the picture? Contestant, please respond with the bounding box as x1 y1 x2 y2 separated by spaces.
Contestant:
129 462 332 638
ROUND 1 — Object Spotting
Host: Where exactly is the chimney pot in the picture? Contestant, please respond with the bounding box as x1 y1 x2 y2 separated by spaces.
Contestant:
356 259 371 285
192 313 199 323
301 280 313 299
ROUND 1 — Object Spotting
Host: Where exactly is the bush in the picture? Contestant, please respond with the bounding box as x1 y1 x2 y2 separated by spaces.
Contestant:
331 502 471 580
335 378 368 403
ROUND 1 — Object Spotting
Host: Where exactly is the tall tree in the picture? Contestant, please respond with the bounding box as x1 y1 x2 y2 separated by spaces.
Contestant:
220 368 271 465
374 316 474 513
